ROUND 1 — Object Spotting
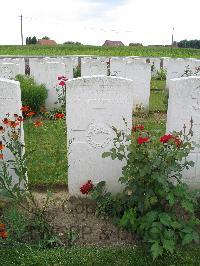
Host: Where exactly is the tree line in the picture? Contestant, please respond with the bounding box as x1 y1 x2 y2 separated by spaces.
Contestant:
177 39 200 49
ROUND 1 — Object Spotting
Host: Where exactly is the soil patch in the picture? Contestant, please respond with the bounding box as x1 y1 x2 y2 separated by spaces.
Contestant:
33 189 138 247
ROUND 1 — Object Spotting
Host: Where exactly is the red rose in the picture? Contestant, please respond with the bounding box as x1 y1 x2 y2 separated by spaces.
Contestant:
160 134 174 144
160 134 182 147
59 81 66 86
137 137 150 145
80 180 93 194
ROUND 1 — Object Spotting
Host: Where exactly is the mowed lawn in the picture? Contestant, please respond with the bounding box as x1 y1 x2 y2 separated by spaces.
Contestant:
1 245 200 266
25 119 67 187
25 80 166 187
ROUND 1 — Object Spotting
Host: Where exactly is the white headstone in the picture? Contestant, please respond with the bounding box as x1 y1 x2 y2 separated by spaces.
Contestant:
81 57 108 76
66 76 134 196
166 76 200 188
109 57 126 77
110 58 151 110
0 78 24 188
62 57 77 79
164 58 200 89
0 63 23 79
0 58 25 76
29 60 66 110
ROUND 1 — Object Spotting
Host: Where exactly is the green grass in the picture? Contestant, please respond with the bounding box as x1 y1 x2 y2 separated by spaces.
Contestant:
1 44 200 58
0 244 200 266
151 80 166 91
150 80 167 113
150 91 167 113
24 119 67 187
135 113 166 136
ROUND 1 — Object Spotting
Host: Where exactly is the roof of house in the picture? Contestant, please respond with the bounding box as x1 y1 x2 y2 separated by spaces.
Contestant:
103 40 124 46
37 39 57 45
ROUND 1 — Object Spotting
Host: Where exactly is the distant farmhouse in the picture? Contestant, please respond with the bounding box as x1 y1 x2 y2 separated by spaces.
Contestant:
37 39 57 45
103 40 124 47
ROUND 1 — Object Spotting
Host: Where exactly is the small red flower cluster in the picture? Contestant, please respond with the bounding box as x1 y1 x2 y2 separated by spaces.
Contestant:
132 124 145 132
137 137 150 145
20 106 43 127
0 224 8 239
160 134 182 147
2 116 22 128
1 114 24 160
55 113 65 119
34 121 43 127
132 125 150 145
80 180 93 194
21 106 36 118
160 134 174 143
57 76 68 86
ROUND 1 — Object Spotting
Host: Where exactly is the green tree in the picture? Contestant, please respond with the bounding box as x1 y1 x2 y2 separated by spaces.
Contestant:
42 36 50 40
32 36 37 44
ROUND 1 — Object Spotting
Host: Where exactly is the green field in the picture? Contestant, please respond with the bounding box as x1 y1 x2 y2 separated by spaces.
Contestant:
1 44 200 58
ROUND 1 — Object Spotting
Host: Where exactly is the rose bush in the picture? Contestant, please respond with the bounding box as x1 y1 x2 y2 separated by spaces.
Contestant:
85 122 200 259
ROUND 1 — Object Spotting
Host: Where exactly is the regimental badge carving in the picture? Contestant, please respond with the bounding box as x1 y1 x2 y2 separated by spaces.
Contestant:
0 66 13 79
86 123 112 149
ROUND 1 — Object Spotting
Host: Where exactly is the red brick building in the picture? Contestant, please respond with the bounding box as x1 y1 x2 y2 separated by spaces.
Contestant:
103 40 124 47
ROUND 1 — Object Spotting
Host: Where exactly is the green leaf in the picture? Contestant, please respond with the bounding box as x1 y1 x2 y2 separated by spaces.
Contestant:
171 221 182 230
119 208 137 230
117 154 124 161
163 239 175 253
166 193 175 206
181 200 194 213
118 145 124 152
145 211 159 224
102 152 111 158
111 153 117 160
182 233 195 245
159 213 172 226
151 241 163 260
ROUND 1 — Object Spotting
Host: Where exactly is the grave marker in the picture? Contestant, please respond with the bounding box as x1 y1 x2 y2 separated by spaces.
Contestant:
166 76 200 187
0 78 24 188
81 57 108 76
66 76 134 196
110 58 151 110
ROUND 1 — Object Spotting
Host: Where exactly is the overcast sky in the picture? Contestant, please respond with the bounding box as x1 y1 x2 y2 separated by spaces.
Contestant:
1 0 200 46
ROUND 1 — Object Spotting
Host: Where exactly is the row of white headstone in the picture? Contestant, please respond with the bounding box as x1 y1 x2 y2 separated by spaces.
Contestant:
1 56 200 77
1 57 200 111
1 74 200 196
